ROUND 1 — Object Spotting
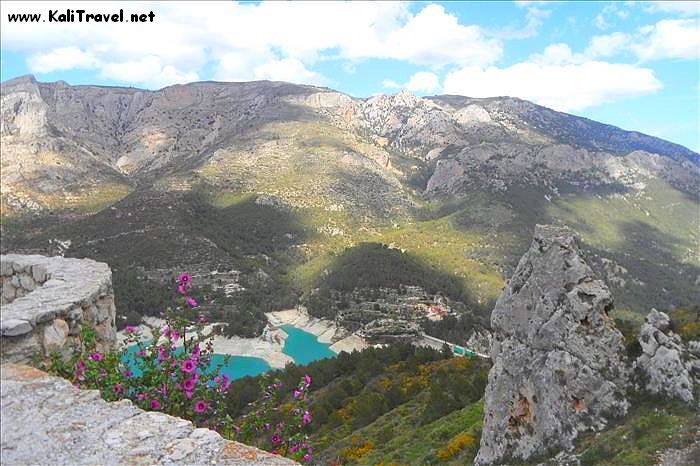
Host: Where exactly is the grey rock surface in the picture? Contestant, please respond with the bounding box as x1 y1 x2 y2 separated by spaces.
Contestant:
1 254 117 363
475 225 630 466
0 364 297 465
634 309 698 403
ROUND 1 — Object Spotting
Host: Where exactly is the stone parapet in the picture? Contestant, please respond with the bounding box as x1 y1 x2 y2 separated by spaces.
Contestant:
0 364 298 465
1 254 117 363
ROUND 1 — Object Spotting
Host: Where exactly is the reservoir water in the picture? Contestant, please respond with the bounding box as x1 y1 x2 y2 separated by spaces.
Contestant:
125 325 335 381
280 324 336 365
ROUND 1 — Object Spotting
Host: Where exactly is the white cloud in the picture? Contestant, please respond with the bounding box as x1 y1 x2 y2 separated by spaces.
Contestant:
643 1 700 16
585 32 631 58
443 44 662 112
252 59 324 85
632 19 700 61
404 72 440 93
100 57 199 88
584 19 700 61
495 6 550 39
382 79 402 89
27 47 98 73
381 72 441 94
1 1 502 89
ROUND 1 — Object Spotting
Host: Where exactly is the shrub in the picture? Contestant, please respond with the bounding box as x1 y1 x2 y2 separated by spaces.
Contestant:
436 432 476 460
43 272 314 463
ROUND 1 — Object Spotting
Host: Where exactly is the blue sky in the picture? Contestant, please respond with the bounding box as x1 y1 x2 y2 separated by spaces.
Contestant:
1 1 698 151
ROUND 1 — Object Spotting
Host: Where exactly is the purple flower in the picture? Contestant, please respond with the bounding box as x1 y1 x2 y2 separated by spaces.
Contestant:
122 369 133 378
302 411 312 425
293 390 302 399
90 352 103 362
157 347 168 362
179 273 192 286
137 393 147 401
198 315 208 323
303 374 312 387
171 331 181 341
125 325 139 334
303 453 312 462
183 377 197 391
194 400 209 413
264 423 271 431
181 359 196 373
290 444 300 453
271 434 283 445
186 296 198 308
150 399 161 410
184 390 193 399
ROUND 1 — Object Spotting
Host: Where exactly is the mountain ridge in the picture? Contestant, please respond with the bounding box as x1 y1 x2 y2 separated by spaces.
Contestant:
1 75 698 336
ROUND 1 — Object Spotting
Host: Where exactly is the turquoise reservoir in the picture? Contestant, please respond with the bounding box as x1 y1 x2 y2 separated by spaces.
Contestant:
124 344 271 380
280 324 336 365
124 325 336 381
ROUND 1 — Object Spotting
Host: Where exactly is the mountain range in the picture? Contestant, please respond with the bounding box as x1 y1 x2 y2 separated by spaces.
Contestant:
1 75 698 333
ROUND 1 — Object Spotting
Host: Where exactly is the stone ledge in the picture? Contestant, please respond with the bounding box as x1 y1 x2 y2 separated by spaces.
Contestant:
1 254 117 363
1 254 112 335
0 364 298 465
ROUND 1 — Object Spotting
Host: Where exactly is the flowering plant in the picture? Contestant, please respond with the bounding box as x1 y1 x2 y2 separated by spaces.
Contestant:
43 272 314 462
236 374 315 463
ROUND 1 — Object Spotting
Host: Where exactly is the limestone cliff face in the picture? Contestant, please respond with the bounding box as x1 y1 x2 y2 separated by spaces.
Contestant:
475 225 630 466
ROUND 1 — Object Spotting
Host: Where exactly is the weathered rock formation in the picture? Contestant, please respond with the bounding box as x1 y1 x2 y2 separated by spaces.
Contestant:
634 309 698 403
475 225 629 466
0 254 117 363
0 364 297 465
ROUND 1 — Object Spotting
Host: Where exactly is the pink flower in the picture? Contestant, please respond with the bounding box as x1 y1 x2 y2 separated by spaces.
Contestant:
303 453 312 462
171 331 181 341
184 390 193 399
157 347 168 362
90 352 103 362
179 273 192 286
183 377 197 391
181 359 196 373
186 296 198 308
114 383 123 394
303 374 312 388
194 400 209 413
302 411 312 424
125 325 139 334
150 399 161 410
137 393 147 401
162 325 171 337
290 444 300 453
271 434 283 445
122 369 133 378
198 315 208 323
293 390 302 399
178 283 187 295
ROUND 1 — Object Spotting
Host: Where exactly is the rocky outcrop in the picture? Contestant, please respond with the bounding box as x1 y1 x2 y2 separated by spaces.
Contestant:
0 363 297 465
475 225 629 466
0 254 116 363
634 309 698 403
362 318 421 342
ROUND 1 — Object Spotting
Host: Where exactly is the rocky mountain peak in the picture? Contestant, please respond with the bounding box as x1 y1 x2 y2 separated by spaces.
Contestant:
475 224 630 465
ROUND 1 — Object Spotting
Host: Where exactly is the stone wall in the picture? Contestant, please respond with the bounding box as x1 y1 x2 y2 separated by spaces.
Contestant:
0 254 117 363
1 364 297 465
